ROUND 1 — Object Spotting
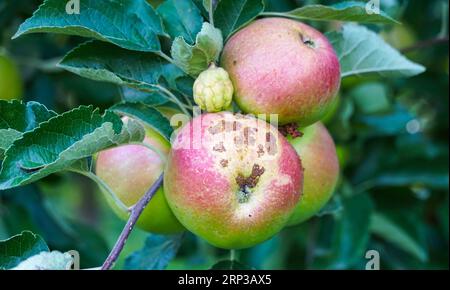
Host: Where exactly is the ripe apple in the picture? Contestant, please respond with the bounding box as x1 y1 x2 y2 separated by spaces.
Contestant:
95 117 184 234
0 53 23 101
164 112 303 249
221 17 341 126
286 122 339 225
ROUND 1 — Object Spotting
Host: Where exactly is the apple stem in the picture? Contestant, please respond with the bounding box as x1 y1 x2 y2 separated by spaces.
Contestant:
157 51 175 65
153 84 192 117
209 0 215 27
400 36 449 53
101 173 164 270
230 249 236 261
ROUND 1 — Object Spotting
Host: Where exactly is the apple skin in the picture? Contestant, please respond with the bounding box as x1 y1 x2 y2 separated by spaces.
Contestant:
96 119 184 234
286 122 339 226
164 112 303 249
0 53 23 101
221 17 341 126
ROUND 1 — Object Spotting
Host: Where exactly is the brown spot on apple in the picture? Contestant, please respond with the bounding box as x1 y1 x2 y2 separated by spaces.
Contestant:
257 144 265 157
213 142 226 152
236 164 265 189
279 123 304 139
220 159 229 167
208 119 226 135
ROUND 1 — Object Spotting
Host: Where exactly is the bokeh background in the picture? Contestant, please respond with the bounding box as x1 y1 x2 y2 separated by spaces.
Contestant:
0 0 448 269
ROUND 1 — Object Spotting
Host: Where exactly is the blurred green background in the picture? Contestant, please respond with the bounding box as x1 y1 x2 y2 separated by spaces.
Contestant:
0 0 448 269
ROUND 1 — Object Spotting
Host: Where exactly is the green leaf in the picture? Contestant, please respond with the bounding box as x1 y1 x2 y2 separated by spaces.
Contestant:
203 0 212 12
214 0 265 40
0 101 57 157
211 260 254 270
313 193 374 269
328 24 426 78
0 231 49 270
172 22 223 77
437 195 449 243
121 87 170 106
263 1 398 24
316 194 343 217
157 0 203 44
355 104 414 136
349 82 391 114
370 213 427 262
1 184 110 268
329 96 355 141
192 0 210 19
59 41 185 102
0 106 145 190
13 0 165 52
243 236 283 269
110 102 173 140
124 234 183 270
12 251 73 270
0 130 21 160
371 166 449 190
0 101 56 132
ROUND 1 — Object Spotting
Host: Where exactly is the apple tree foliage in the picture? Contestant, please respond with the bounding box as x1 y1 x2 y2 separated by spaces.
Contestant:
0 0 447 270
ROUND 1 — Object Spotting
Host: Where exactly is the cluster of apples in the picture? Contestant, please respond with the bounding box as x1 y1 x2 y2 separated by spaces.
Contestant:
96 18 340 249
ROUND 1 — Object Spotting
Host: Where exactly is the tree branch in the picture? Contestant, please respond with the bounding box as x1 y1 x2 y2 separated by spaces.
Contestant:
401 36 449 53
101 173 164 270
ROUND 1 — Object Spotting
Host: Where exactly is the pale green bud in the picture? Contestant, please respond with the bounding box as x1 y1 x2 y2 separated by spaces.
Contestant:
193 65 234 112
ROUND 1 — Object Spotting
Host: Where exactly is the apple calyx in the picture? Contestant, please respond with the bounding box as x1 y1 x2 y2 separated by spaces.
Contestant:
235 164 265 203
299 33 316 48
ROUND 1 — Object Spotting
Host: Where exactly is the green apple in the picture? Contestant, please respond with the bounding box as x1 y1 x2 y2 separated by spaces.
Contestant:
286 122 339 225
95 117 184 234
0 53 23 101
164 112 303 249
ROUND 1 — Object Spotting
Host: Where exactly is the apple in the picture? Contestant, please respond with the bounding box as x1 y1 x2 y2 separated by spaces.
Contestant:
0 53 23 101
286 122 339 225
95 117 184 234
164 112 303 249
221 17 341 126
